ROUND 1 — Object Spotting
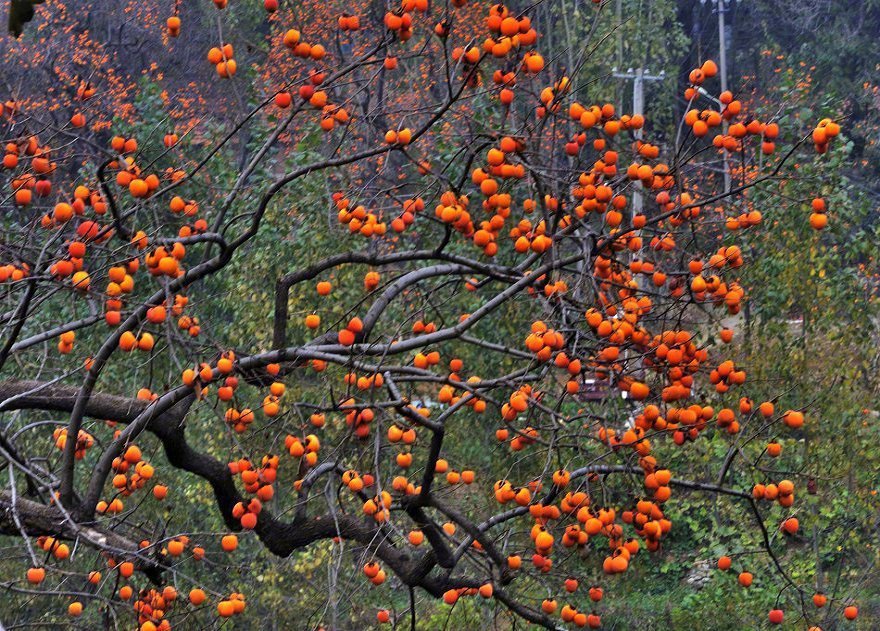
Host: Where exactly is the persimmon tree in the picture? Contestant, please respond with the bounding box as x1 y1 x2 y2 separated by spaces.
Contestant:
0 1 871 629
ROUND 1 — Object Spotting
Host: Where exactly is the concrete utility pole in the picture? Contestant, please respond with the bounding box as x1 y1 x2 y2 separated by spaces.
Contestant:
716 0 731 193
717 0 728 95
702 0 732 193
615 0 624 108
612 67 665 215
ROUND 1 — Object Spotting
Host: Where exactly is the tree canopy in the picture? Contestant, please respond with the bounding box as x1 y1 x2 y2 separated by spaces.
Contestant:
0 0 877 629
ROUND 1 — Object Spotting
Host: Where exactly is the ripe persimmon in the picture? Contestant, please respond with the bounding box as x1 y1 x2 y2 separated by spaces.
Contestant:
221 535 238 551
26 567 45 584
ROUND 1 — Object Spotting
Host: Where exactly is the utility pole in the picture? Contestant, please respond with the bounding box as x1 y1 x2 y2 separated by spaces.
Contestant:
717 0 731 193
612 67 665 215
717 0 728 95
611 66 664 376
615 0 625 110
